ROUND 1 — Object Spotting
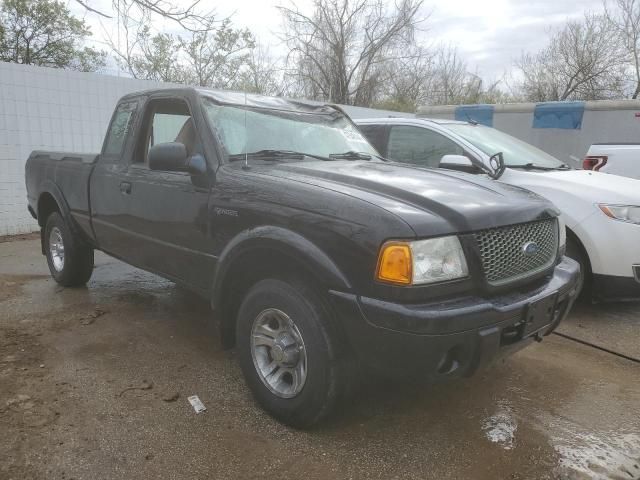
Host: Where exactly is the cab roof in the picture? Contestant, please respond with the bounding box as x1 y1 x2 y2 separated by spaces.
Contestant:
120 86 342 116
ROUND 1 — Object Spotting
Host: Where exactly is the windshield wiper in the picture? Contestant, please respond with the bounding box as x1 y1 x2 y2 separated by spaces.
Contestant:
329 150 373 160
506 163 563 171
228 149 331 162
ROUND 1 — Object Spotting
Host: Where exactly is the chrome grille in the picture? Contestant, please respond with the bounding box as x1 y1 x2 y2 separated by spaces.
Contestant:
474 219 558 286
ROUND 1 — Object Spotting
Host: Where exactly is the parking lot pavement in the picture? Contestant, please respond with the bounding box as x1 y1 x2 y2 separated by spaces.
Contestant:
557 302 640 361
1 238 639 480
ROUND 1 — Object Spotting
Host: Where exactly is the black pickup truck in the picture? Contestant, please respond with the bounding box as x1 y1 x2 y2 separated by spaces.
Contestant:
25 88 579 427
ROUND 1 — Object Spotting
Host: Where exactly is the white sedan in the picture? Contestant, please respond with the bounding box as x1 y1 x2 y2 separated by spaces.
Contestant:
356 117 640 301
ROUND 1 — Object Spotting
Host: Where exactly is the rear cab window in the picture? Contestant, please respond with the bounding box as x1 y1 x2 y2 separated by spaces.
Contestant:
103 101 138 157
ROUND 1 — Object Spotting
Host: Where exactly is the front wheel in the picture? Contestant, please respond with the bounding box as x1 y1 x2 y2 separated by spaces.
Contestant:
236 278 350 428
44 212 94 287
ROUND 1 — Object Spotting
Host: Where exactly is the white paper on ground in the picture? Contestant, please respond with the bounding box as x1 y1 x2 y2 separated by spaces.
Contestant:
188 395 206 414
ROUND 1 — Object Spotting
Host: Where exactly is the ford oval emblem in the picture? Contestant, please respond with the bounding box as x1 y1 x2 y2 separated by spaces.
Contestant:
522 242 540 256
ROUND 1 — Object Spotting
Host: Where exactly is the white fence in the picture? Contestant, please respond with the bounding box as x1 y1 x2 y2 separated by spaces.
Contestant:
0 62 411 236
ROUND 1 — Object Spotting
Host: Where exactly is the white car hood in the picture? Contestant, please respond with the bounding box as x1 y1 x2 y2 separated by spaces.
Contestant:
501 169 640 204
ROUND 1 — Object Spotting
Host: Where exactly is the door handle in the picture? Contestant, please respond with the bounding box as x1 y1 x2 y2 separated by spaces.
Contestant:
120 181 132 194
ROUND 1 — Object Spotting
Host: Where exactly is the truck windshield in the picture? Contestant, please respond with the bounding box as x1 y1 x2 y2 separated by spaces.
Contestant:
447 124 566 169
202 99 378 161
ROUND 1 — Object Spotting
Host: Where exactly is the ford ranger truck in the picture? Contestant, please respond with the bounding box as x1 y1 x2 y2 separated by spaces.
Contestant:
25 88 580 427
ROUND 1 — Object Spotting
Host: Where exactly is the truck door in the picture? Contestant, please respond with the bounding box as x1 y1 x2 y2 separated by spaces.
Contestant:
119 96 216 291
90 99 141 258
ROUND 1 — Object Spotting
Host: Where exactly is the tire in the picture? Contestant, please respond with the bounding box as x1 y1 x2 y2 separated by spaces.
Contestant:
565 236 590 302
236 278 350 428
44 212 94 287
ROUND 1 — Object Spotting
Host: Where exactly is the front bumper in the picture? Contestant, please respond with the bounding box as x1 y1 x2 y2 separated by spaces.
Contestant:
329 257 580 379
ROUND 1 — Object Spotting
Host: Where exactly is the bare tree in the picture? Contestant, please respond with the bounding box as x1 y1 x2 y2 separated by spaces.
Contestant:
417 45 513 105
75 0 211 32
180 17 255 88
374 45 435 111
236 44 285 96
374 43 514 109
605 0 640 98
279 0 425 106
107 8 267 92
515 13 627 101
118 29 186 82
429 45 480 104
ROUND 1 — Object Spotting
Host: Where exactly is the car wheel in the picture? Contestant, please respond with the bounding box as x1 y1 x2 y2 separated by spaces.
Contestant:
236 278 349 428
44 212 94 287
565 237 590 301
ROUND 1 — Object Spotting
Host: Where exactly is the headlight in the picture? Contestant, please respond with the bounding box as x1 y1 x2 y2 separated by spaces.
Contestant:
376 236 468 285
599 204 640 225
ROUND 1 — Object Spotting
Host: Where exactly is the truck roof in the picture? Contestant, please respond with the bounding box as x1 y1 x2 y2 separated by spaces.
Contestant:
120 86 341 116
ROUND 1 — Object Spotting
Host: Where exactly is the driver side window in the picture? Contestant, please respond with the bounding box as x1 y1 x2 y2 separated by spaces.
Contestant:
387 126 463 168
137 99 197 165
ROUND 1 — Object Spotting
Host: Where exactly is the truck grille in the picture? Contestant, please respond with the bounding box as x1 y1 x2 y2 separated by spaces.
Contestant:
474 219 558 286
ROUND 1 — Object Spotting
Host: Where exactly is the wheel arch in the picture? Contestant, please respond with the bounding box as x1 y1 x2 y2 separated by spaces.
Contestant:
566 227 592 275
36 181 72 227
37 183 74 255
211 226 352 348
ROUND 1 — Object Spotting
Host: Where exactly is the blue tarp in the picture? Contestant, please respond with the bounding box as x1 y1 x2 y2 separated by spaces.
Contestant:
454 105 494 127
533 101 585 129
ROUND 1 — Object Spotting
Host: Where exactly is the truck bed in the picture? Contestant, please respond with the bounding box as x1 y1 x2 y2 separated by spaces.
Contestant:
25 151 99 240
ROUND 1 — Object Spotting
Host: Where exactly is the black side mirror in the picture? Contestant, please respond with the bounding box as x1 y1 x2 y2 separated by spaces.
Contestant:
148 142 207 175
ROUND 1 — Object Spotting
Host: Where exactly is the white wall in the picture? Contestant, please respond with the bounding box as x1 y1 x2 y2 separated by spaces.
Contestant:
0 62 176 235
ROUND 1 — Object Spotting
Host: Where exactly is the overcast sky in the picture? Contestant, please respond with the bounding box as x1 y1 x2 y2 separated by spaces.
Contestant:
73 0 606 79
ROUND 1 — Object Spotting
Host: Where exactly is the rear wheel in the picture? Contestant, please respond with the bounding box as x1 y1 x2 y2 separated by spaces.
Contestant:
44 212 94 287
565 236 590 302
236 278 350 428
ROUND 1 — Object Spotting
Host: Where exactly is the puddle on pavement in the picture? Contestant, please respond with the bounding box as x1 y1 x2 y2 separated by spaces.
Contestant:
482 400 517 450
549 419 640 480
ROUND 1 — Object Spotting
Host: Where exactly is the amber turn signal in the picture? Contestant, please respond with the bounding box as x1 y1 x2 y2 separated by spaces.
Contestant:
376 242 412 285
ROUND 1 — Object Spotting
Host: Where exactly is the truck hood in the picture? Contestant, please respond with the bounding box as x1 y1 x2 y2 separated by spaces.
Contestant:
252 160 558 236
502 168 640 204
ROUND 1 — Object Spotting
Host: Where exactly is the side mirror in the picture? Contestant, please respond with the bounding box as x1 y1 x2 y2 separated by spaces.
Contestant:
149 142 188 172
148 142 206 175
440 154 472 167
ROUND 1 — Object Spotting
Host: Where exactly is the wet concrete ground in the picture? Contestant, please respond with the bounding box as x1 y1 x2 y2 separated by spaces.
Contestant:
1 238 639 480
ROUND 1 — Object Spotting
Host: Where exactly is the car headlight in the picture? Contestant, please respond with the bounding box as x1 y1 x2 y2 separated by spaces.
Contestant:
599 204 640 225
376 236 468 285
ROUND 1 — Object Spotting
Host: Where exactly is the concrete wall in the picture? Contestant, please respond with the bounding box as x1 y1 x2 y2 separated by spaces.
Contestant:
0 62 179 235
417 101 640 167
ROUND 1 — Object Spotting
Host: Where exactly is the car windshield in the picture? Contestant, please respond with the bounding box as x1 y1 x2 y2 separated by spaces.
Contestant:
202 99 378 160
446 123 565 169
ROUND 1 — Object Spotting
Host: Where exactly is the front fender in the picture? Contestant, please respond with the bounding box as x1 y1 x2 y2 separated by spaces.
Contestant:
211 225 352 309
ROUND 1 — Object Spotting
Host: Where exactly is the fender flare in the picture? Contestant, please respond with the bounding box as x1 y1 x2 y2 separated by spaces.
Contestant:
37 181 79 255
211 225 352 310
37 180 73 227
